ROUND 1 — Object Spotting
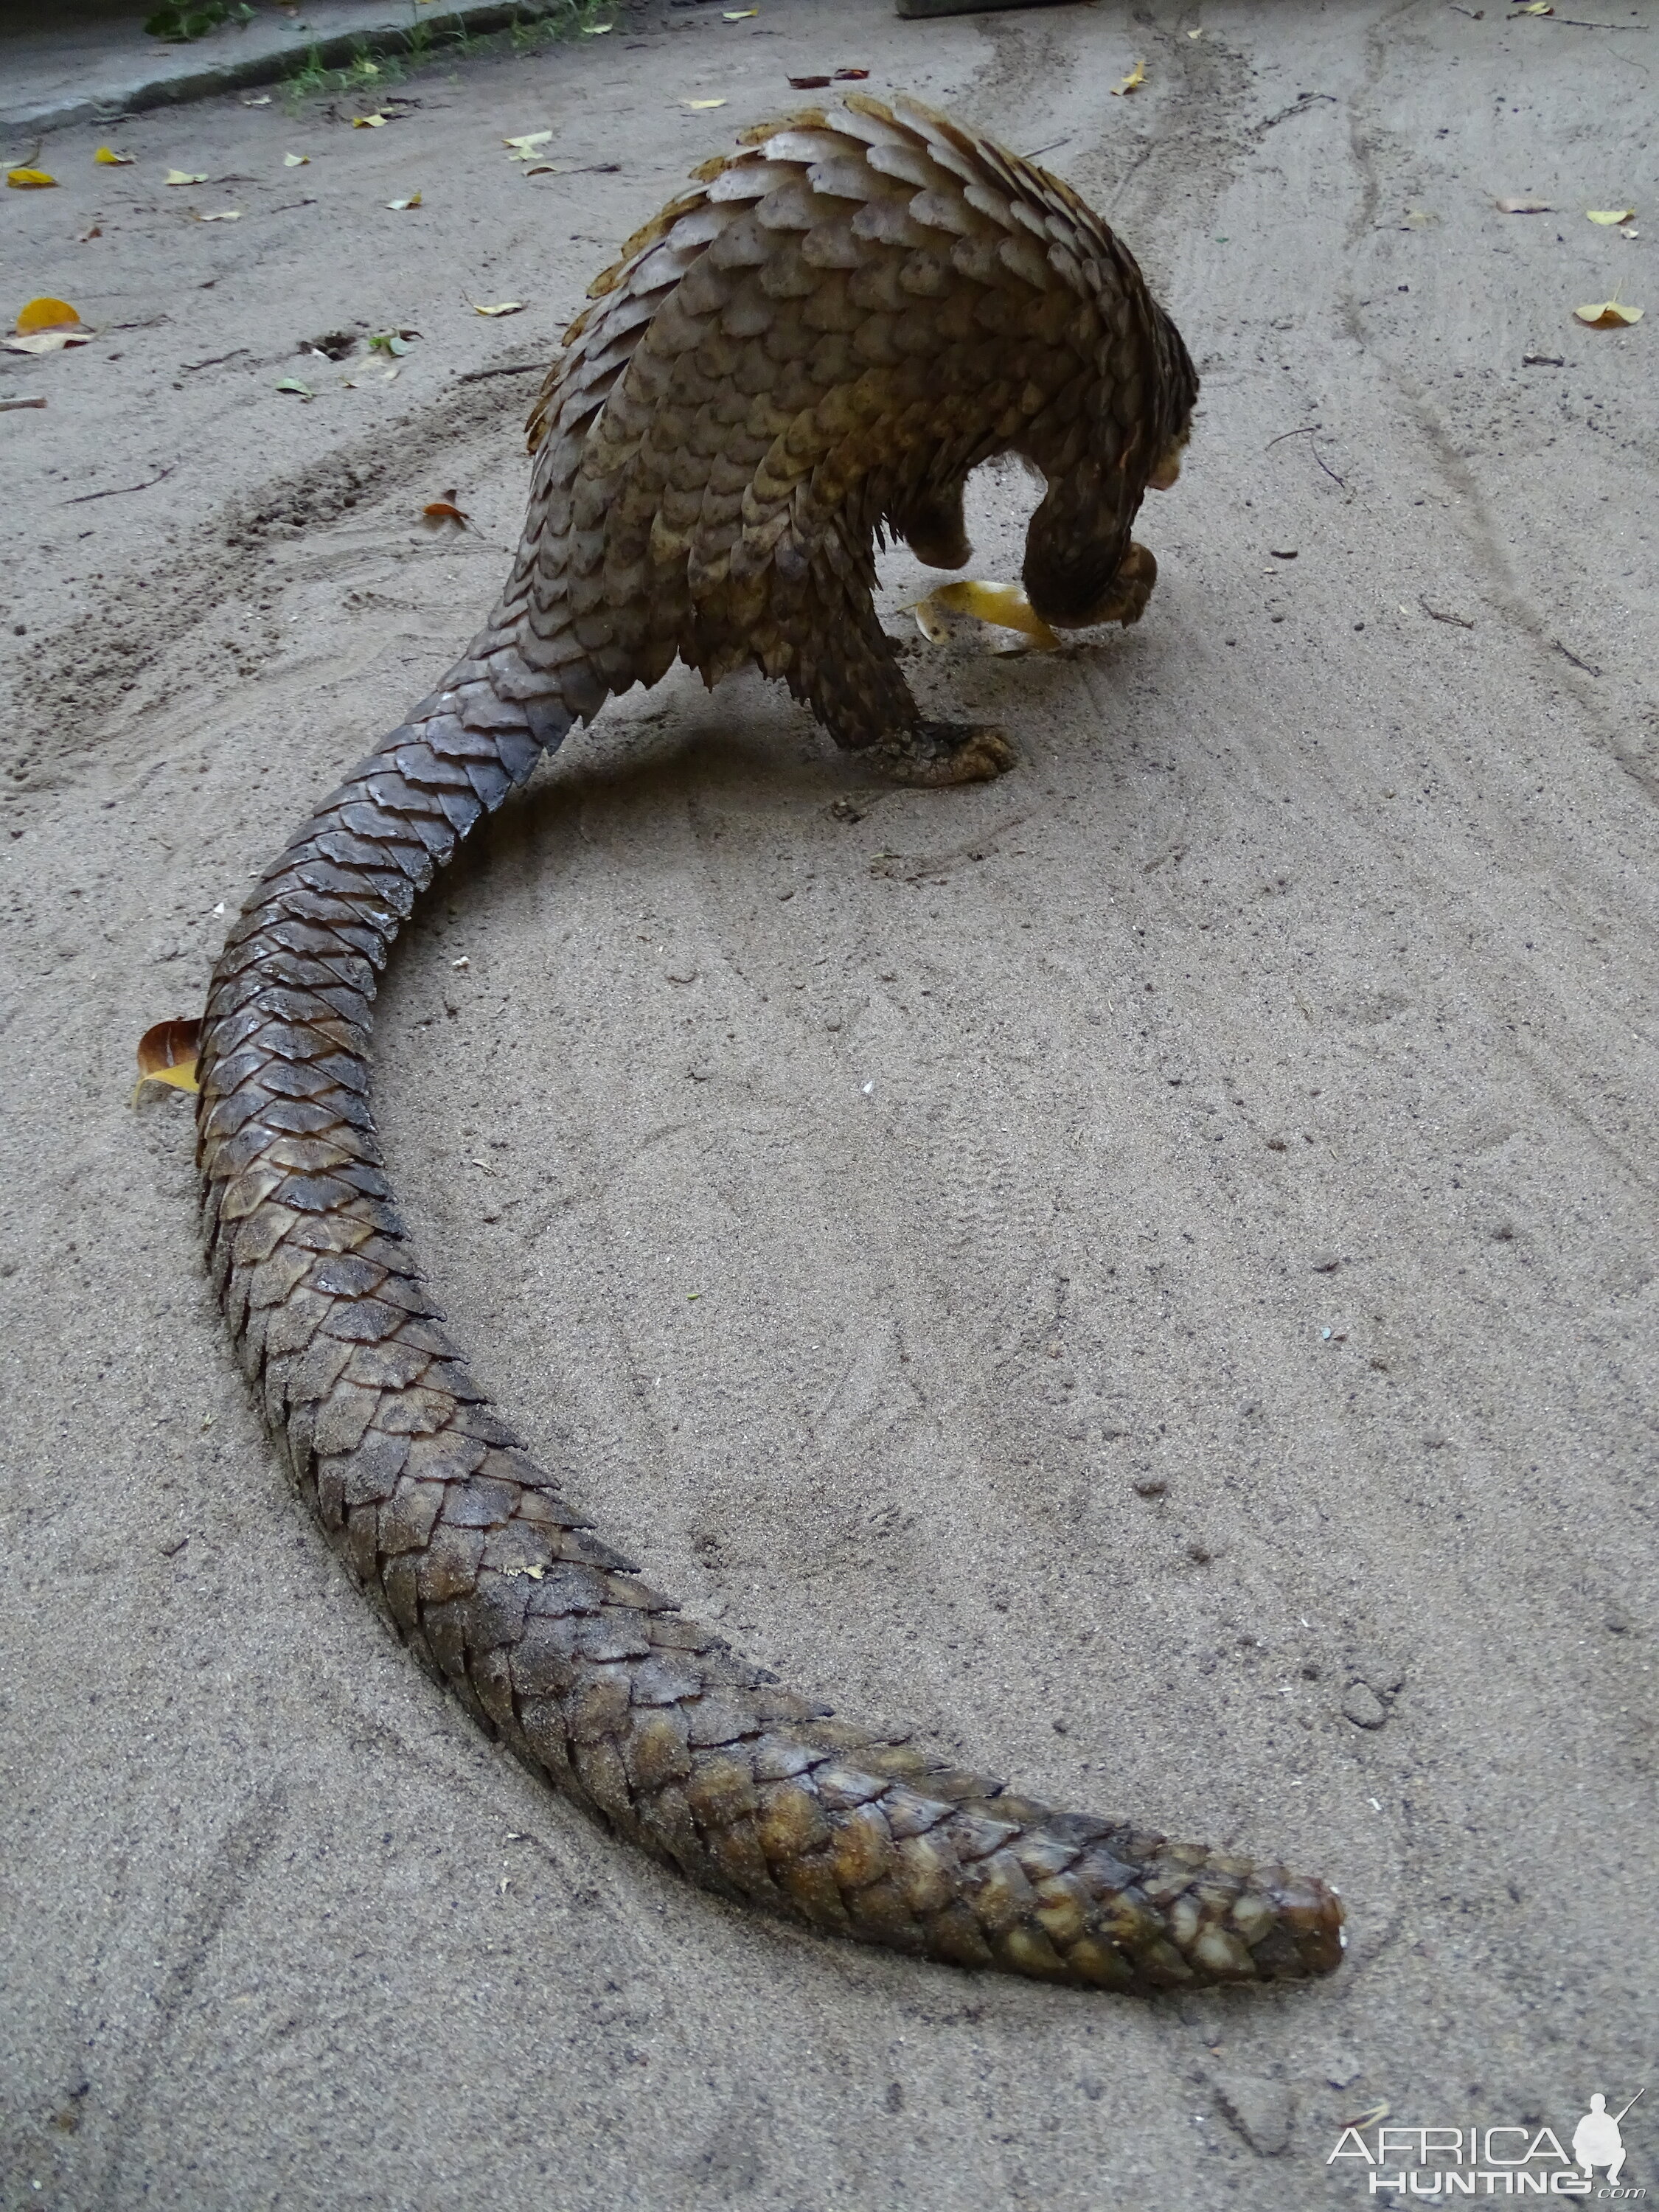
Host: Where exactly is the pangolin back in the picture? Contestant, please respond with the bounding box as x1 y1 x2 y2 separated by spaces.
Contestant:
196 96 1343 1994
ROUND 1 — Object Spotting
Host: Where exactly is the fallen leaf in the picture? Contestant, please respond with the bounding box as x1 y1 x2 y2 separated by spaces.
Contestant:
914 580 1062 650
1187 24 1203 35
0 394 48 411
1586 207 1635 225
15 296 82 333
422 492 469 525
723 7 758 15
368 330 413 355
1573 299 1642 327
165 169 209 185
133 1018 201 1101
283 151 310 167
243 94 271 106
470 299 526 316
1496 195 1551 212
274 375 313 397
788 74 832 88
503 131 553 158
194 209 242 222
1512 1 1551 12
7 168 58 189
834 67 869 80
3 324 93 355
1110 58 1147 95
1402 206 1437 228
682 98 727 109
523 163 568 178
94 146 135 167
353 113 387 128
386 192 422 210
78 225 102 242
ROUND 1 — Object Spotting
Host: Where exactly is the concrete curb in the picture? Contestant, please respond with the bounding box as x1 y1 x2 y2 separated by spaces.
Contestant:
2 1 616 139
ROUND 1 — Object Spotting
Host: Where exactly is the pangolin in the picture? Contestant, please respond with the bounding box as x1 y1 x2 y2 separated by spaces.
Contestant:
196 94 1346 1992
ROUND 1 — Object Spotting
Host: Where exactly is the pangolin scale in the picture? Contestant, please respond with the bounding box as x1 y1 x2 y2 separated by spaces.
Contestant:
197 94 1345 1992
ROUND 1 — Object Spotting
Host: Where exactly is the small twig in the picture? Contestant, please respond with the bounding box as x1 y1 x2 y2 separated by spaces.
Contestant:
1310 443 1346 489
63 463 176 507
456 361 544 383
181 348 250 372
1420 596 1475 628
1548 14 1648 24
1266 424 1321 449
1552 638 1601 676
1022 136 1072 160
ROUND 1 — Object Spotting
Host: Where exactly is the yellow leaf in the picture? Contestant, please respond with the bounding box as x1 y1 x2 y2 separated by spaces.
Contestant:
1573 299 1642 327
283 152 310 167
523 163 567 178
681 99 727 110
165 169 209 185
7 168 58 189
503 131 552 157
1586 207 1635 226
1110 59 1147 95
914 580 1062 651
387 192 422 210
470 300 526 316
723 7 759 15
15 296 80 333
352 113 386 128
94 145 134 167
133 1018 201 1102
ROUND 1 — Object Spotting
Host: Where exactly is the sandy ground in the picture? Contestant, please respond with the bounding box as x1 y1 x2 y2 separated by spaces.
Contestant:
2 2 1655 2206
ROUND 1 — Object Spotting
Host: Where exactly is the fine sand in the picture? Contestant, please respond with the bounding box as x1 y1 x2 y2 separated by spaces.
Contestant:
1 2 1654 2205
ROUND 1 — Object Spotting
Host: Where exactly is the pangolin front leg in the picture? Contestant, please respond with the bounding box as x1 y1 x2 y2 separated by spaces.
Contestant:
194 92 1346 1994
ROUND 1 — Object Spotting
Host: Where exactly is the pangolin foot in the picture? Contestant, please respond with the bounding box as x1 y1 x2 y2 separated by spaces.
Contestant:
867 720 1018 786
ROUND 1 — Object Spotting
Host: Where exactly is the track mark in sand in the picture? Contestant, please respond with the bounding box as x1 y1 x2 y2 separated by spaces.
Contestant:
88 1787 288 2211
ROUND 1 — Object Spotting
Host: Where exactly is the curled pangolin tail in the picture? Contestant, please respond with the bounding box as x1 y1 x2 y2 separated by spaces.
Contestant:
197 655 1345 1993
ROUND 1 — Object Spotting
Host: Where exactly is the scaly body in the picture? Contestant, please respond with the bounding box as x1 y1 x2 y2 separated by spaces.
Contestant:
197 96 1343 1992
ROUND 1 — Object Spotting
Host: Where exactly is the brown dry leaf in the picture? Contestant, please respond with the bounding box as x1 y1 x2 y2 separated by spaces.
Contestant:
1586 207 1635 226
386 191 422 210
788 74 832 88
914 580 1062 651
0 394 48 411
1574 299 1642 327
1496 195 1551 213
78 225 102 242
94 146 135 167
523 164 568 178
7 168 58 189
834 67 869 80
164 169 209 186
470 299 526 316
133 1018 201 1102
1110 59 1147 95
422 492 469 526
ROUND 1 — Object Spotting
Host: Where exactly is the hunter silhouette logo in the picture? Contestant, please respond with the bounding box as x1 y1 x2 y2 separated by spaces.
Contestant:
1326 2086 1646 2197
1573 2091 1644 2190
